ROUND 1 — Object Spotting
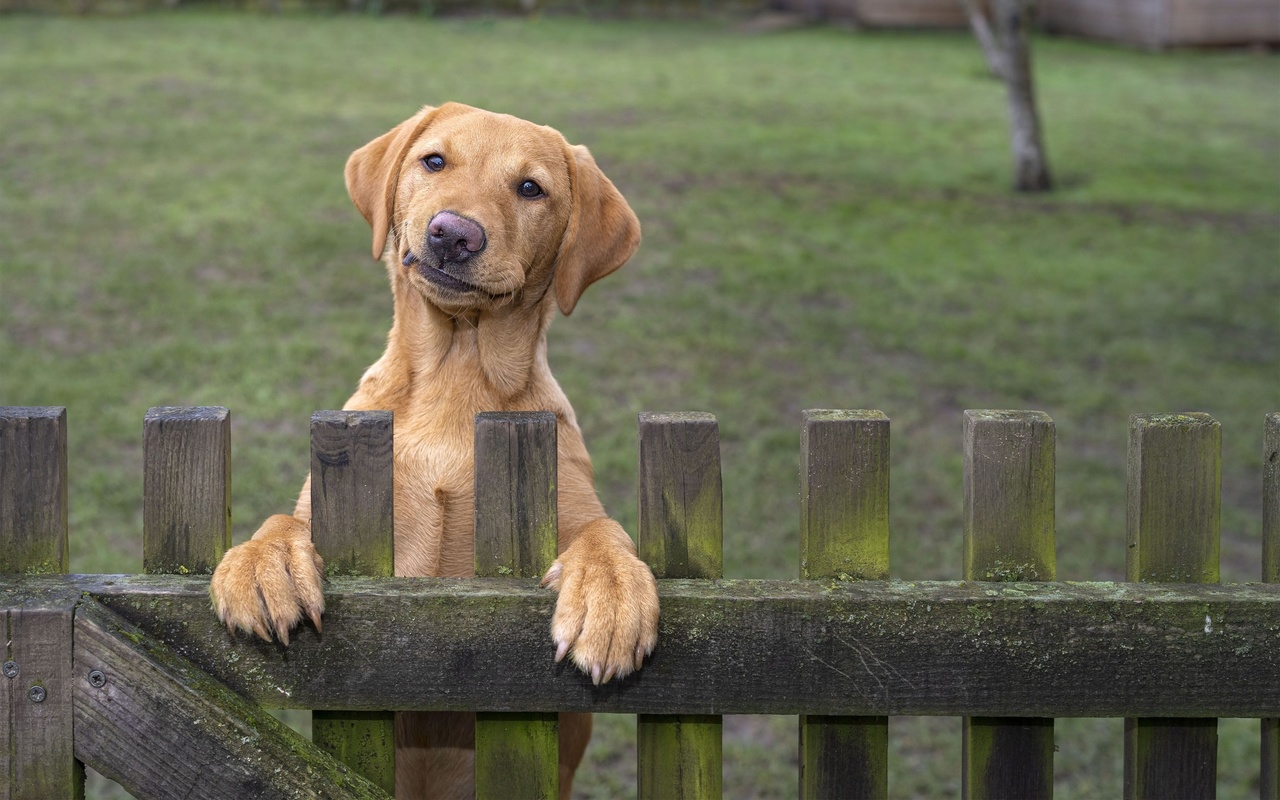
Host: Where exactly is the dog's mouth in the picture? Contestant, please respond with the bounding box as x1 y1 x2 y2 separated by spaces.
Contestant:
403 251 509 301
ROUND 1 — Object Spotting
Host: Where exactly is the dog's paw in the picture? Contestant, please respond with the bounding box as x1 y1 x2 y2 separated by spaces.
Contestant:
209 514 325 646
540 520 659 685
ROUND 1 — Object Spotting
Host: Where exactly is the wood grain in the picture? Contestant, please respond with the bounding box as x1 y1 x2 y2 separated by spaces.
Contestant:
1124 413 1220 800
474 713 559 800
309 410 396 794
799 410 889 800
2 574 1276 717
72 598 388 799
473 412 559 800
309 410 394 578
962 410 1054 800
474 412 558 579
637 412 723 800
143 406 231 575
0 406 80 800
638 412 723 580
0 407 68 575
1263 413 1278 800
5 601 80 800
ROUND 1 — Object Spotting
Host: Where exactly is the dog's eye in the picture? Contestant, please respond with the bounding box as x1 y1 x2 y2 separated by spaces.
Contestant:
422 154 446 173
516 180 544 199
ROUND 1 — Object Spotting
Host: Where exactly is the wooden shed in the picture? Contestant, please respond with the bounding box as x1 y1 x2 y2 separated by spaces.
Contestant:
769 0 1280 46
1040 0 1280 47
790 0 969 27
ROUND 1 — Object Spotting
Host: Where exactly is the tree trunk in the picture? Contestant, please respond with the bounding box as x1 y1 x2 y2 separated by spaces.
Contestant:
959 0 1009 79
961 0 1054 192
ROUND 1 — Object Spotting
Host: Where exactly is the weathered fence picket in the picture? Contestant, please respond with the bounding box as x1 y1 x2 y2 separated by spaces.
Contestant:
637 412 724 800
309 410 397 795
142 407 231 576
1262 412 1278 800
961 410 1056 800
473 412 560 800
0 407 80 800
2 404 1279 800
1124 413 1221 800
798 409 890 800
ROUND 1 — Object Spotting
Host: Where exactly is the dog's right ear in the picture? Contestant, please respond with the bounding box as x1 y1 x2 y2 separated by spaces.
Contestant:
345 106 437 261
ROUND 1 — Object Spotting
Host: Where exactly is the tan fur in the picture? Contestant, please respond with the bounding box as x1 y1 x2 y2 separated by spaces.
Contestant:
209 103 660 799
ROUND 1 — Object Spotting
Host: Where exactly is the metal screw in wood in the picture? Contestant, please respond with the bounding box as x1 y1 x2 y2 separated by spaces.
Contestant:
88 669 107 688
1 660 17 678
28 686 46 703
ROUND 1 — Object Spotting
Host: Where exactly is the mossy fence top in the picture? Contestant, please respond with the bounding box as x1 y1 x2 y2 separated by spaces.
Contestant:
1 406 1278 800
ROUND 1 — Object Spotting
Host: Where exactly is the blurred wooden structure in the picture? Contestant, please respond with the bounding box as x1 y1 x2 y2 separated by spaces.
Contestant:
1040 0 1280 48
770 0 1280 46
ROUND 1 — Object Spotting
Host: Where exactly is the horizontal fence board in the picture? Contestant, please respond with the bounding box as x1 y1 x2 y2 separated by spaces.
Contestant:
4 574 1275 718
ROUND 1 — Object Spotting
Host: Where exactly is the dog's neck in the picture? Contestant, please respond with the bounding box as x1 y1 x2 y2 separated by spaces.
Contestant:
377 265 556 408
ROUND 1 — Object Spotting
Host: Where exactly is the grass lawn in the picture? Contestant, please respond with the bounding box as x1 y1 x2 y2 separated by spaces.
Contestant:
1 11 1276 798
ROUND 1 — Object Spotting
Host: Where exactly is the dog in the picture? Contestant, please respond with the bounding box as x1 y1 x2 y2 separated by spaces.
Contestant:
209 102 661 799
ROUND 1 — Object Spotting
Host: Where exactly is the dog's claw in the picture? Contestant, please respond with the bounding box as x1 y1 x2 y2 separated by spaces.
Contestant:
591 665 603 686
250 619 272 642
555 640 569 663
308 608 324 635
634 645 645 672
210 515 325 648
602 665 617 685
540 561 563 589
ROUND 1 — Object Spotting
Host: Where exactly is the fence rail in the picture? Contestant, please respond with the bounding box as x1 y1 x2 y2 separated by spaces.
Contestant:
2 405 1278 800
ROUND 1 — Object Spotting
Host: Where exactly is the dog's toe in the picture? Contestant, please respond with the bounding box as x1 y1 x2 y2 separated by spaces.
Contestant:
544 529 660 684
210 515 325 645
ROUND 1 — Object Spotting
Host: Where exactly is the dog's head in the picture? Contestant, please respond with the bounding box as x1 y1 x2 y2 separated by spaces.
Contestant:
344 102 640 316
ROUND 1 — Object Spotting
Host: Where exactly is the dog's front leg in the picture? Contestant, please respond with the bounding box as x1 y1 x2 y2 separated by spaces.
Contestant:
540 518 660 684
210 476 325 645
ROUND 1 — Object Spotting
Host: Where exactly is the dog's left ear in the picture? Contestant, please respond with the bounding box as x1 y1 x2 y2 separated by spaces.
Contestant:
554 145 641 316
345 106 437 261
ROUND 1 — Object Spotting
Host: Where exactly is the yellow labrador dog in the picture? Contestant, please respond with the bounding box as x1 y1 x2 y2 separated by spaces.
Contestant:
209 102 660 799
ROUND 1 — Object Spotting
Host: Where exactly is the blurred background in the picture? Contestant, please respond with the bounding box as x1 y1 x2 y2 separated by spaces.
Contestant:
1 1 1276 796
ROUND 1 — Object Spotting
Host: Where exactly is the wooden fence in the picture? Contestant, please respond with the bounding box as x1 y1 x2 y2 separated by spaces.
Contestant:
1 405 1277 799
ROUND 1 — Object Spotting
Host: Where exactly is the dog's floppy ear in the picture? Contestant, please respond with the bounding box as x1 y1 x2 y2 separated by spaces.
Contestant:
345 105 438 261
554 145 641 316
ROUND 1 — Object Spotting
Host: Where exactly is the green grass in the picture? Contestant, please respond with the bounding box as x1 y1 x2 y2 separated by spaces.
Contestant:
1 11 1277 799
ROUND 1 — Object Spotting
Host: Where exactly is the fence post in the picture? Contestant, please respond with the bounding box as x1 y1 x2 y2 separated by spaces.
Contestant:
310 410 396 796
0 407 83 799
1124 413 1220 800
143 407 231 575
473 411 560 800
798 409 889 799
961 410 1056 800
637 412 723 800
1263 413 1279 800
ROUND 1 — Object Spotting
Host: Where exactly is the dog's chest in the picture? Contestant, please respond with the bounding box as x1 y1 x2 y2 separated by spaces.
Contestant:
387 423 478 578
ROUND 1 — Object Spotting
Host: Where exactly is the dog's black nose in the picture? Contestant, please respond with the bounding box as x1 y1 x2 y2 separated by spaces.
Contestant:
427 212 486 264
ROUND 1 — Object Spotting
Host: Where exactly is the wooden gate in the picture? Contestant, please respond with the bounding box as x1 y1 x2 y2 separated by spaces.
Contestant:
2 406 1278 799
